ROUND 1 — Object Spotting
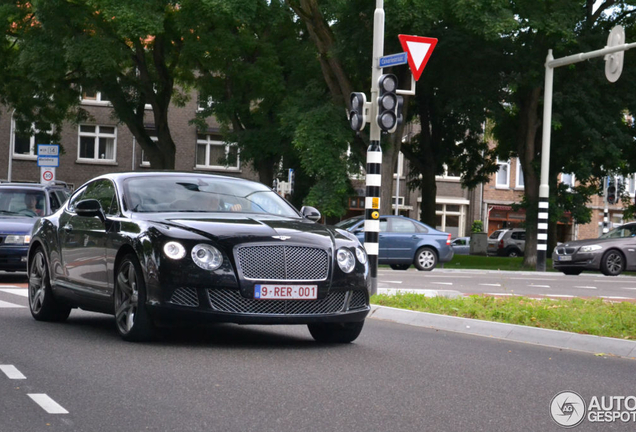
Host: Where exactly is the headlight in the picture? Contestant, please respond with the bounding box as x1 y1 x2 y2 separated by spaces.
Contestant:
337 248 356 273
4 235 30 244
191 244 223 270
580 245 603 252
355 247 367 264
163 241 186 259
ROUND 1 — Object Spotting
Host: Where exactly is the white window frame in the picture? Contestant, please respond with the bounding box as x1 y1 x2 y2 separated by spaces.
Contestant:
561 173 575 191
628 174 636 197
496 158 510 189
195 135 240 171
436 164 462 181
515 158 524 189
80 90 111 105
197 95 214 112
11 119 53 160
434 201 467 237
77 125 117 163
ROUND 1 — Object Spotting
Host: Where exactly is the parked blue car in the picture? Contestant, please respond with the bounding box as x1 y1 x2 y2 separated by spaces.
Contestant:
335 215 454 271
0 183 71 271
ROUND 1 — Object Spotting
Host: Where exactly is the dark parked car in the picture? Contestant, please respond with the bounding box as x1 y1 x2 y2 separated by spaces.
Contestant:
335 215 453 271
552 223 636 276
487 228 526 257
27 173 370 342
0 182 71 271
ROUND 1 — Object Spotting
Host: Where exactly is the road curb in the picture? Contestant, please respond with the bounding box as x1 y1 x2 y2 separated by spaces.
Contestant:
368 305 636 358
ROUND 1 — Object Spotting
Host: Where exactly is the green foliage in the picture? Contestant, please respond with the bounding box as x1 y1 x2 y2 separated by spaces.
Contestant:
471 220 484 233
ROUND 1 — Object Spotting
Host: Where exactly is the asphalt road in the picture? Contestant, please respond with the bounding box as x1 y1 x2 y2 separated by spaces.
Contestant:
1 283 635 432
378 268 636 301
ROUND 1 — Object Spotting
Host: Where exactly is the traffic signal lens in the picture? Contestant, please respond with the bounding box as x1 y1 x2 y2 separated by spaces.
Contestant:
380 112 396 130
349 112 362 130
380 94 397 111
380 75 397 93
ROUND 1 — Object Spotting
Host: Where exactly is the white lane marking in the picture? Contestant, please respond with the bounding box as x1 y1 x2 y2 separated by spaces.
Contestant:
528 285 551 288
28 394 69 414
377 288 439 297
430 282 453 285
600 296 632 300
485 293 515 296
0 288 28 297
479 283 501 287
0 285 21 288
546 294 574 298
0 365 26 379
511 278 558 281
621 288 636 290
382 281 403 284
593 280 636 284
0 300 25 308
572 286 597 290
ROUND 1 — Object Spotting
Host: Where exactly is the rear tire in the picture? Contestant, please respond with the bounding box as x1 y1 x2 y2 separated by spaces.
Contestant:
28 248 71 322
390 264 410 271
414 247 437 271
506 249 521 258
600 250 624 276
561 268 583 276
114 254 155 341
308 321 364 343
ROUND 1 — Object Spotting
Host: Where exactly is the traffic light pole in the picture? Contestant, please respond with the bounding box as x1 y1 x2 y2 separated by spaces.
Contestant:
364 0 385 296
603 177 609 234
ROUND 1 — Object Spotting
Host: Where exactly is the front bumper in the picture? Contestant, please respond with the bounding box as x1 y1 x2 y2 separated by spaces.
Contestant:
552 252 602 269
147 287 371 325
0 246 29 271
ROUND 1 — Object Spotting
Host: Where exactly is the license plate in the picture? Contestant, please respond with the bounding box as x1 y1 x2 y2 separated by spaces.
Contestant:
558 256 572 261
254 285 318 300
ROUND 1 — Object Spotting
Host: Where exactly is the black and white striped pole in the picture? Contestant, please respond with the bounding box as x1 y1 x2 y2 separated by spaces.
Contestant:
603 177 609 234
537 26 636 271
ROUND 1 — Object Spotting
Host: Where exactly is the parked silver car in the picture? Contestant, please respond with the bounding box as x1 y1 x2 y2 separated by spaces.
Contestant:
451 237 471 255
487 228 525 257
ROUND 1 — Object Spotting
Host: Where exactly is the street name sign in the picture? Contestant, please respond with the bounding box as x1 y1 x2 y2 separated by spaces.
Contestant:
398 35 438 81
379 52 408 68
37 156 59 167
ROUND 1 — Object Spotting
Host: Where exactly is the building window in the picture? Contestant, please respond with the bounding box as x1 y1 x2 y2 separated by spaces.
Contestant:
78 125 116 162
496 158 510 188
561 173 575 191
81 90 110 104
435 203 466 238
12 121 53 158
628 175 636 196
196 134 239 170
515 159 524 188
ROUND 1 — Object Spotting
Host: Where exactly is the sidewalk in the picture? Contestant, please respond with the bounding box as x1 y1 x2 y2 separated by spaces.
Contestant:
368 304 636 358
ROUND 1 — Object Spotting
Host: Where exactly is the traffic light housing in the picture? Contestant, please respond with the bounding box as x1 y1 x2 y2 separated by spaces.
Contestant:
377 74 399 133
607 179 617 204
349 92 367 131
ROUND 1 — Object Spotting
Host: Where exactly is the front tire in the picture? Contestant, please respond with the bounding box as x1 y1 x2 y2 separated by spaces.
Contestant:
414 247 437 271
600 250 624 276
114 254 155 341
28 248 71 322
308 321 365 343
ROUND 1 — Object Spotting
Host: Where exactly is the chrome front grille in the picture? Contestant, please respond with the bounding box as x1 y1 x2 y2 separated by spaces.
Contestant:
236 245 329 281
207 289 350 315
168 287 199 307
556 247 577 255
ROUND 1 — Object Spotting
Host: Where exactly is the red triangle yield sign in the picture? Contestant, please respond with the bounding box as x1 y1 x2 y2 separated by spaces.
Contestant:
398 35 438 81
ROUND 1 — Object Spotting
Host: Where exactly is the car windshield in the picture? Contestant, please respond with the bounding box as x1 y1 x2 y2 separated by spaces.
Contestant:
599 225 636 239
122 176 300 217
489 230 503 239
0 189 45 218
335 217 364 230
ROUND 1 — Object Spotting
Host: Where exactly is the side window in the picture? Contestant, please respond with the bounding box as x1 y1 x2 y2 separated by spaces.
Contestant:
82 180 118 216
390 218 417 233
415 223 429 234
379 218 388 232
67 186 87 212
49 192 61 213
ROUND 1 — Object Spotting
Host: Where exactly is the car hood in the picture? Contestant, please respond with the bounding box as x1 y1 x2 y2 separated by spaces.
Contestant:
561 237 634 248
148 213 345 250
0 217 37 235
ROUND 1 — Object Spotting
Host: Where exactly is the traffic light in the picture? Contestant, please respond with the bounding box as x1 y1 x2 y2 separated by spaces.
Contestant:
349 92 367 131
607 178 617 204
376 74 399 133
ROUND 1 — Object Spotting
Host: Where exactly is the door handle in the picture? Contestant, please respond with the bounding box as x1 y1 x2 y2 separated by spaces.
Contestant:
62 224 73 232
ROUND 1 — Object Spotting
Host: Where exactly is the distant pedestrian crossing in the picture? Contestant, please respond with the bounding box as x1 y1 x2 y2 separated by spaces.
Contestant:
0 284 28 308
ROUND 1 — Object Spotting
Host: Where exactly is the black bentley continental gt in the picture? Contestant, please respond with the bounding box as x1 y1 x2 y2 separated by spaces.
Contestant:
27 172 370 342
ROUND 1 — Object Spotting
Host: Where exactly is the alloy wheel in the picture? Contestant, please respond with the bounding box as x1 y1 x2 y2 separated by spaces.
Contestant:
606 252 623 274
115 261 139 335
29 251 47 314
417 250 435 269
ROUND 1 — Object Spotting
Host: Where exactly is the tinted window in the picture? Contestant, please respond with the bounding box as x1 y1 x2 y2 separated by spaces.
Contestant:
82 180 118 216
0 189 46 218
511 232 524 240
390 218 417 233
49 192 61 213
489 230 504 239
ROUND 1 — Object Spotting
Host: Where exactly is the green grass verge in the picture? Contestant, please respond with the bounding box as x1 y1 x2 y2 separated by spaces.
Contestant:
443 254 554 271
371 293 636 340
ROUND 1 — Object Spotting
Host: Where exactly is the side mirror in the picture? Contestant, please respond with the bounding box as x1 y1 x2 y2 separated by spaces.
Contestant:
300 206 321 222
75 199 104 220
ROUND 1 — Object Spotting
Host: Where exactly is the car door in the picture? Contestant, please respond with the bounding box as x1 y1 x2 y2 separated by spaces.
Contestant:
58 179 115 295
386 217 421 262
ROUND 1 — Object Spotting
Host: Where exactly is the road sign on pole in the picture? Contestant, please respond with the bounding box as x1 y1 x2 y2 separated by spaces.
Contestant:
378 52 408 68
605 25 625 82
41 167 56 184
398 34 438 81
